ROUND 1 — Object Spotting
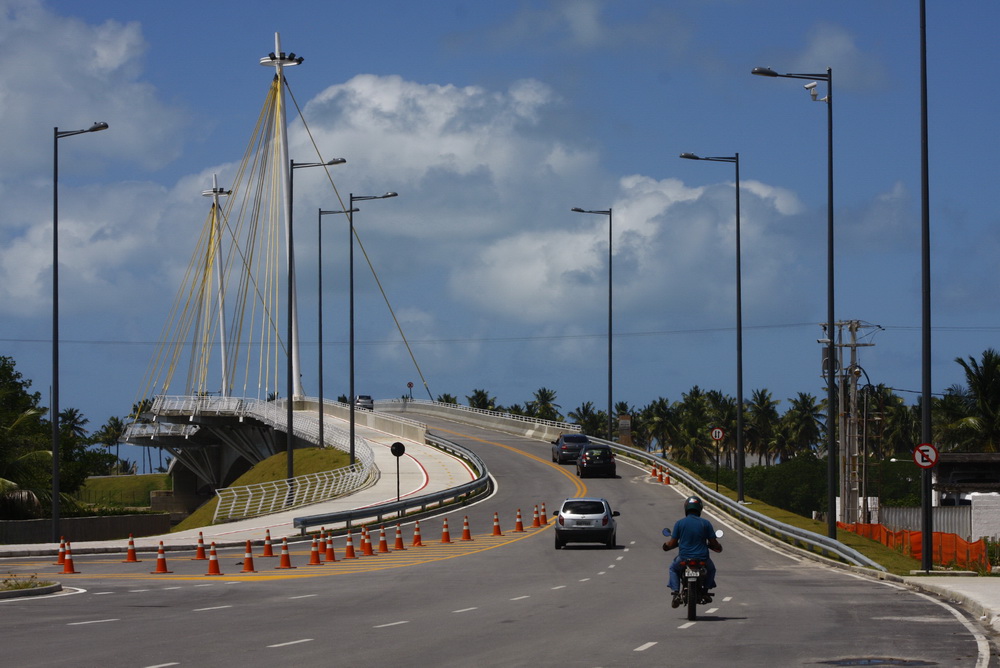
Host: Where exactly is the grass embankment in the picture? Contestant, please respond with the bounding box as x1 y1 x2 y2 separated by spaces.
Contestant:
171 448 351 533
76 473 171 507
688 477 922 576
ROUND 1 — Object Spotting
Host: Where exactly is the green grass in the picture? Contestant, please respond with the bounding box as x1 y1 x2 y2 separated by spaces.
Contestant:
76 473 171 508
171 448 351 533
1 573 54 591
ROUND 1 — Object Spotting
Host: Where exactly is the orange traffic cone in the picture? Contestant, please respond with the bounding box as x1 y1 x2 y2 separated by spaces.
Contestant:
663 468 671 485
492 512 503 536
651 463 659 478
532 505 541 528
324 533 337 563
53 536 66 566
275 537 296 569
122 533 141 563
150 541 172 574
261 529 275 557
205 542 223 576
361 527 375 556
343 530 358 559
461 516 473 541
240 540 257 573
376 526 389 553
540 503 548 524
192 531 207 560
393 524 406 551
441 518 452 543
307 537 322 565
412 521 425 547
514 509 525 533
61 542 80 574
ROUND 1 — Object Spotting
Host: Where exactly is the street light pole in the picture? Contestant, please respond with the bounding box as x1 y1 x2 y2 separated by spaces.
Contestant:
752 65 837 539
52 122 108 542
348 192 398 464
679 152 745 503
571 207 614 441
288 158 345 483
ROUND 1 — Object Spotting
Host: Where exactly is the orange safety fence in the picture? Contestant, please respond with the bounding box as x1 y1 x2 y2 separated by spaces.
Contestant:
838 522 991 572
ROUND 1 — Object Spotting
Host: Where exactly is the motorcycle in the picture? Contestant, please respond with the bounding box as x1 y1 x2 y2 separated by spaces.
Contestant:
662 527 723 621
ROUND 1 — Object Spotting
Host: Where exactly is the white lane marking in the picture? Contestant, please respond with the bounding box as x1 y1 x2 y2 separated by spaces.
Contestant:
908 590 991 668
193 605 232 612
452 607 478 613
129 589 150 592
510 595 530 601
616 556 624 561
374 621 409 628
597 571 607 575
68 618 119 625
706 607 719 614
223 581 241 585
193 583 213 587
289 594 317 600
723 596 732 602
93 591 114 595
267 639 313 648
678 621 696 629
143 663 180 667
634 642 657 652
161 587 181 591
579 578 591 582
551 585 566 590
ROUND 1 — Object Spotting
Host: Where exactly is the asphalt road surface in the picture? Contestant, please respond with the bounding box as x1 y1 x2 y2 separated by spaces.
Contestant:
1 417 994 667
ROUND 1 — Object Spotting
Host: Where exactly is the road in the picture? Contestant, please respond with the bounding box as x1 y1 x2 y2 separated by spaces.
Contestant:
1 417 994 667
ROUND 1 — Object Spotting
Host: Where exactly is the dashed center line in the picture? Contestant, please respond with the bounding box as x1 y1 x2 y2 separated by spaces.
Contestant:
68 618 119 626
452 607 478 613
634 642 657 652
193 605 232 612
374 621 409 628
267 639 313 648
551 585 566 590
510 595 530 601
289 594 317 599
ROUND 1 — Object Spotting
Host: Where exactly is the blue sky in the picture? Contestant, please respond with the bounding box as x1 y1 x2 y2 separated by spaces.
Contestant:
1 1 997 469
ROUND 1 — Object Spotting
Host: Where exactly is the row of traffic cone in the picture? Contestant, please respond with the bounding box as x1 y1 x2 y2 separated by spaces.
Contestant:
651 463 671 484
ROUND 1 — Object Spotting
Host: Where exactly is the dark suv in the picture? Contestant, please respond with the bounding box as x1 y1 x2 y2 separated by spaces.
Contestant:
551 433 590 463
576 444 616 478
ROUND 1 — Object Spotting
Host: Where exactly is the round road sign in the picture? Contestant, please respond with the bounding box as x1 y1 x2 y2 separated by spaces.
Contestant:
913 443 939 469
390 442 406 457
710 427 726 441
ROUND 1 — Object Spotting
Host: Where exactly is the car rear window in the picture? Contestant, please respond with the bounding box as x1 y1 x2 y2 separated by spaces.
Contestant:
583 448 609 457
563 435 589 443
562 501 606 515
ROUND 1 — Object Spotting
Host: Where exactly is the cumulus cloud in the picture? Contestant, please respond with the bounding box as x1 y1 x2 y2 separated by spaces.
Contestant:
790 22 888 91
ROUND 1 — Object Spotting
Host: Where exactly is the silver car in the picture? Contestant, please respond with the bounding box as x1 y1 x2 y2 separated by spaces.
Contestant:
554 497 619 549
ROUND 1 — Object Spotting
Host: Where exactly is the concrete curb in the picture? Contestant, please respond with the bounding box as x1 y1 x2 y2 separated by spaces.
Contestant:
0 582 62 600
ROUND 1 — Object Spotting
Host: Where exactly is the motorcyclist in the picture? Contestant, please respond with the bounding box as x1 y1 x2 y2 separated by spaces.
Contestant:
662 496 722 608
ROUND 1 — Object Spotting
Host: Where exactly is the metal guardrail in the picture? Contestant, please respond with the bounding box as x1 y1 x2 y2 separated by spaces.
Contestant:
377 398 576 432
585 436 887 572
293 433 492 533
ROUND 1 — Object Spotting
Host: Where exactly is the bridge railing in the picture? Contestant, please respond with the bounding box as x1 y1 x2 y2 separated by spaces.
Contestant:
292 432 491 533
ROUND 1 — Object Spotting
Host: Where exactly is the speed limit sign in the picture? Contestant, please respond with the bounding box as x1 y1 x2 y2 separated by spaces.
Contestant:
710 427 726 441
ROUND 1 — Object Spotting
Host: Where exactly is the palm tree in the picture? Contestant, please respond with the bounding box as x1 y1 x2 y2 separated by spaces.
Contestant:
466 389 499 412
951 348 1000 452
529 387 562 422
705 390 736 468
745 389 780 465
0 409 51 519
673 386 713 465
641 397 677 456
781 392 825 456
435 394 458 404
568 401 603 436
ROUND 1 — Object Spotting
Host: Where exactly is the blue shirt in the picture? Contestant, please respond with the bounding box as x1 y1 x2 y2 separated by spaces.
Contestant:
671 514 716 560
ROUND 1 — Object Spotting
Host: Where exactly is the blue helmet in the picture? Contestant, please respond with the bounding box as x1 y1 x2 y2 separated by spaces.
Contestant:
684 496 703 516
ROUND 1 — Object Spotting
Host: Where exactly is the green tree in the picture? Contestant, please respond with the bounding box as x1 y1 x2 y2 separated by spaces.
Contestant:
435 394 458 404
781 392 824 456
528 387 562 422
568 401 603 436
641 397 677 456
466 389 499 411
673 386 713 464
746 389 780 465
947 348 1000 452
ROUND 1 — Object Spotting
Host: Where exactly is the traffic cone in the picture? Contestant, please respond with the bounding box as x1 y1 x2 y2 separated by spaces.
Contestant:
393 524 406 551
343 530 358 559
240 540 257 573
492 512 503 536
540 503 548 524
61 542 80 574
307 537 322 565
261 529 275 557
663 468 671 485
658 469 664 483
461 516 473 541
377 526 390 553
150 541 172 574
122 533 141 563
361 527 375 556
441 518 452 543
192 531 207 560
275 537 296 569
412 521 425 547
514 509 525 533
205 542 223 576
324 533 337 563
53 537 66 565
532 505 541 528
651 464 658 478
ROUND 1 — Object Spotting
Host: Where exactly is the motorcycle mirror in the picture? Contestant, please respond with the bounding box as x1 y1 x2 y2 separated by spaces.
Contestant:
715 529 724 538
662 528 672 537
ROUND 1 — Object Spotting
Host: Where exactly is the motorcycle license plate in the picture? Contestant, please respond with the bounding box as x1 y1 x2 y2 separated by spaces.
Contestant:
684 568 699 578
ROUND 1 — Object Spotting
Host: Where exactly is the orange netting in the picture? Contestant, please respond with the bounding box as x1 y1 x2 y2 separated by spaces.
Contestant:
837 522 991 571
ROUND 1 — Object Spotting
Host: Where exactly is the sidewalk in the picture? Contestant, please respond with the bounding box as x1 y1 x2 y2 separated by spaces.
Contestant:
0 417 476 558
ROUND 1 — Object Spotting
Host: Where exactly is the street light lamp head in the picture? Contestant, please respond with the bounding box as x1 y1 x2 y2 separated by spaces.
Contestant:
382 192 398 199
325 158 347 166
88 122 109 133
751 66 779 77
679 153 701 160
570 207 585 212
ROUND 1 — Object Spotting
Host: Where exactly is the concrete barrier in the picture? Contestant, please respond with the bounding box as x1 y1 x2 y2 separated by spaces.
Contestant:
0 514 171 545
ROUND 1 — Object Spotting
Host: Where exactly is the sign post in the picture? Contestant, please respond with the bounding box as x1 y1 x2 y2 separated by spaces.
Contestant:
711 428 726 492
391 442 406 502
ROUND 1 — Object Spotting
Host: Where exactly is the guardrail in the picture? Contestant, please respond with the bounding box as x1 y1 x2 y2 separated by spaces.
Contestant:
585 436 887 572
293 433 492 533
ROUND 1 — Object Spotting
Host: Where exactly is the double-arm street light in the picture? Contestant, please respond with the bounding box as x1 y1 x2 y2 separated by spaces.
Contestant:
679 152 745 503
570 207 614 441
288 158 345 485
52 122 109 541
346 192 398 464
752 65 837 539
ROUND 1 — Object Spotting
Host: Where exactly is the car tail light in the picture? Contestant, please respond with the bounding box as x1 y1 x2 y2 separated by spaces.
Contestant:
558 515 564 526
602 516 609 526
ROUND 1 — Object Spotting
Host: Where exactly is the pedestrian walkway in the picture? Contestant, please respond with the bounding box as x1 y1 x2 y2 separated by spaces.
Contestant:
0 416 476 558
